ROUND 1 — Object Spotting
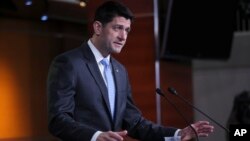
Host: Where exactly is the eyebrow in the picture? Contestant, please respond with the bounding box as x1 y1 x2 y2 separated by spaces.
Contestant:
113 24 131 31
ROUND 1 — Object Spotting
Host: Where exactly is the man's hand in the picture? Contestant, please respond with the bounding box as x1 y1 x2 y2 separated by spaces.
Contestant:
97 130 127 141
180 121 214 141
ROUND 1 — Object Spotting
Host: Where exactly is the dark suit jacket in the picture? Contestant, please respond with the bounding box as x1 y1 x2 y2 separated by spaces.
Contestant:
47 43 177 141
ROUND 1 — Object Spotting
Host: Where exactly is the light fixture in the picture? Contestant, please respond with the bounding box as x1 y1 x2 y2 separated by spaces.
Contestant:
40 0 49 22
79 0 86 7
40 14 48 21
25 0 32 6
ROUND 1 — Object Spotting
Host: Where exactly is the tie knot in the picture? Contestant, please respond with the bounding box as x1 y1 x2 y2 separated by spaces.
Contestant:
101 58 109 67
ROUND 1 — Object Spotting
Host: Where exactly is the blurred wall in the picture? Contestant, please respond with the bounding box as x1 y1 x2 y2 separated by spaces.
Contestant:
0 17 85 140
193 32 250 141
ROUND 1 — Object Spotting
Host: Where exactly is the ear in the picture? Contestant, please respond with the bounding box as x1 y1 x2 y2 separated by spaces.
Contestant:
93 21 102 36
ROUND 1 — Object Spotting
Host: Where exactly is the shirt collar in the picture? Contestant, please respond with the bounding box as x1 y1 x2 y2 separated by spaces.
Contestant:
87 39 110 63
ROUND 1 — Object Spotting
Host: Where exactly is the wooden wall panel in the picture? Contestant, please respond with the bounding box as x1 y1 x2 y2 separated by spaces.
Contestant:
160 61 194 128
0 18 84 140
0 22 33 139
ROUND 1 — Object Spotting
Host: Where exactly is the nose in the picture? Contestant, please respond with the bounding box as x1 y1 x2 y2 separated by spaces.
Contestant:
118 30 127 41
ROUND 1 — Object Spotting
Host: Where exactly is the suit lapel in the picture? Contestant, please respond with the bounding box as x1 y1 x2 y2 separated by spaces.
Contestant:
111 58 123 124
81 44 113 119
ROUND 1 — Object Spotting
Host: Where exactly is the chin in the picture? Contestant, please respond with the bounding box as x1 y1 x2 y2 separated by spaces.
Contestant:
112 48 123 54
112 51 122 54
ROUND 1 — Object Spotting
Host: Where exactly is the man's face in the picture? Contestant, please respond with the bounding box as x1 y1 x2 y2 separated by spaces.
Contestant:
98 16 131 56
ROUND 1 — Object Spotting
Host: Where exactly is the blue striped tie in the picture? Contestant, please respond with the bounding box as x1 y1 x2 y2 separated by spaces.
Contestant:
101 58 115 119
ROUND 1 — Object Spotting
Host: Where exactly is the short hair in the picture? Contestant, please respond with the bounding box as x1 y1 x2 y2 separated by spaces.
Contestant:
94 1 134 26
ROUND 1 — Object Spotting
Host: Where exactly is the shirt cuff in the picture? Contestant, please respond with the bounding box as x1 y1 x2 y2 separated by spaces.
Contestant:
174 129 181 137
164 129 181 141
90 131 103 141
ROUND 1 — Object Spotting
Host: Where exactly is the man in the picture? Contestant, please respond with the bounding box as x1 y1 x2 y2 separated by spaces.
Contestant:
47 1 214 141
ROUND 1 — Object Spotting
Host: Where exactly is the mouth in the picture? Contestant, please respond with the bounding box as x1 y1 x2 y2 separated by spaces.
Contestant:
114 42 123 47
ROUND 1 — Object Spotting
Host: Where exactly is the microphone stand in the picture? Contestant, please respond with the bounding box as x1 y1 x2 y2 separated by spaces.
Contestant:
168 87 230 133
156 88 199 141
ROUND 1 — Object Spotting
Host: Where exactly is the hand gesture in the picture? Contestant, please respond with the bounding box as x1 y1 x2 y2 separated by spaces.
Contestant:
180 121 214 141
97 130 127 141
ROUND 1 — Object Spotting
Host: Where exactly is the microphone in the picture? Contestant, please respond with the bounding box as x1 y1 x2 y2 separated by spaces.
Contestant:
156 88 199 141
167 87 230 133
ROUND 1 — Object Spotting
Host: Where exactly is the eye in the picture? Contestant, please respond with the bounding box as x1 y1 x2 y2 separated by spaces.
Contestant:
125 28 131 33
112 25 122 31
112 25 131 34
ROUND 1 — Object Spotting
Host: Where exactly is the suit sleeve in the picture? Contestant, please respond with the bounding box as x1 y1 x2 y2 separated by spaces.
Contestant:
47 55 96 141
122 70 178 141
